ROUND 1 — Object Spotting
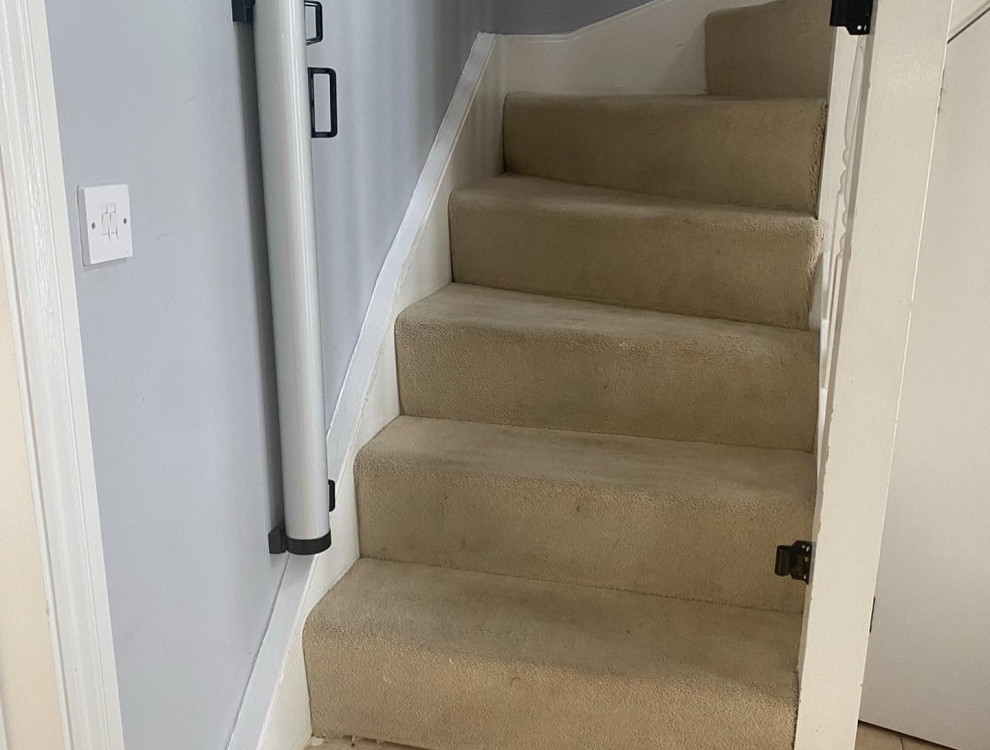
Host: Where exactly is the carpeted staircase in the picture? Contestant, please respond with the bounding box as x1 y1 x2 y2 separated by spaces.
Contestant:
303 1 832 747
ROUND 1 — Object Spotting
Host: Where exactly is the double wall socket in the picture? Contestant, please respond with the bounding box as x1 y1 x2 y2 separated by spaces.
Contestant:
78 184 133 266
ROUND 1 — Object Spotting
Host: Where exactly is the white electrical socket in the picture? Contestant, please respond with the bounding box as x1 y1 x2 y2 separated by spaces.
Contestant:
78 184 133 266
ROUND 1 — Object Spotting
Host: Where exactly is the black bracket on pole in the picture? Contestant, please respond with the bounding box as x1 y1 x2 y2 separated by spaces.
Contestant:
308 67 338 138
232 0 255 24
305 0 324 45
233 0 323 34
830 0 873 35
268 480 336 556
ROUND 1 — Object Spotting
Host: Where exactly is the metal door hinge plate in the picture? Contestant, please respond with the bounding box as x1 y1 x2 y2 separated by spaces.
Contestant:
775 540 813 583
233 0 255 24
831 0 873 35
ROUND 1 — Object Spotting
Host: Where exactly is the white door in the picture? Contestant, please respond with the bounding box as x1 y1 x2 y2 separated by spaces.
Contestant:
859 12 990 750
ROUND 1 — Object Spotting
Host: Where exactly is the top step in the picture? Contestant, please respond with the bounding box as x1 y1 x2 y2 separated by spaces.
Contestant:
706 0 834 99
503 93 827 214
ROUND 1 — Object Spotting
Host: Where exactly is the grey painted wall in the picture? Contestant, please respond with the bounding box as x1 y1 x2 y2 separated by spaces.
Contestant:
45 1 646 749
45 4 285 749
309 0 498 419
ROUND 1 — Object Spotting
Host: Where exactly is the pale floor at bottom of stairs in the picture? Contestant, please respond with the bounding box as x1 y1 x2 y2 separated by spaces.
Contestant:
307 723 950 750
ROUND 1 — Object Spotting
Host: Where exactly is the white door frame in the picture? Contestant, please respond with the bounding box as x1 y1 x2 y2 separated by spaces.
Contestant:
796 2 952 748
0 0 125 747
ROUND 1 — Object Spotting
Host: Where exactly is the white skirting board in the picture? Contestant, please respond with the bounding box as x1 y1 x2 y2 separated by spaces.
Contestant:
501 0 761 95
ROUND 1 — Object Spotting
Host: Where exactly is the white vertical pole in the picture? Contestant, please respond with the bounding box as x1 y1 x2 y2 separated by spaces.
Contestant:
254 0 331 551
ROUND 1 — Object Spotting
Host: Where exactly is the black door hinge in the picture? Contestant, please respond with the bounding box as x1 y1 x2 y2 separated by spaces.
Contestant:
830 0 873 35
232 0 255 24
775 540 813 583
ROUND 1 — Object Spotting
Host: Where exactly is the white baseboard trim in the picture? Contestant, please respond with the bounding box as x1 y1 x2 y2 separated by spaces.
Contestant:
950 0 990 38
227 31 504 750
501 0 762 95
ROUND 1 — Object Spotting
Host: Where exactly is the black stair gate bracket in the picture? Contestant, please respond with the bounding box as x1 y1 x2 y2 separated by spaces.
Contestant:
830 0 873 35
268 480 336 556
304 1 324 45
309 67 339 138
775 540 813 583
232 0 255 24
233 0 323 39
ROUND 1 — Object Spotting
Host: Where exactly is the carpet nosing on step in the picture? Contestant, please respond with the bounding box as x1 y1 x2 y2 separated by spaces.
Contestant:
356 450 816 509
398 285 821 346
349 551 811 617
451 178 823 223
456 173 823 223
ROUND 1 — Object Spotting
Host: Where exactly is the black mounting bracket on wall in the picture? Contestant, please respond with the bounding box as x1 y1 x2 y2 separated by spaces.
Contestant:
308 67 338 138
775 540 813 583
233 0 323 36
232 0 337 138
268 480 336 556
830 0 873 35
232 0 255 23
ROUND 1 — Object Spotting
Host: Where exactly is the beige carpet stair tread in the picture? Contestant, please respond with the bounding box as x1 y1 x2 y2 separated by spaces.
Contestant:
450 174 821 329
397 284 819 451
357 416 815 612
706 0 834 99
305 559 802 749
503 93 826 214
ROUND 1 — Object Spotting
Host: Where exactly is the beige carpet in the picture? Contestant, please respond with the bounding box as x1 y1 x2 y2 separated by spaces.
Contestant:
706 0 835 99
305 0 833 747
450 174 822 329
503 93 826 214
305 560 802 750
312 723 938 749
357 416 815 612
396 284 819 452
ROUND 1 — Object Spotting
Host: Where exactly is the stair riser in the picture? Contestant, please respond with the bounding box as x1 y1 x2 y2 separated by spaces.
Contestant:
356 455 813 612
706 0 834 99
450 184 821 329
306 640 798 750
396 308 819 452
503 94 826 213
